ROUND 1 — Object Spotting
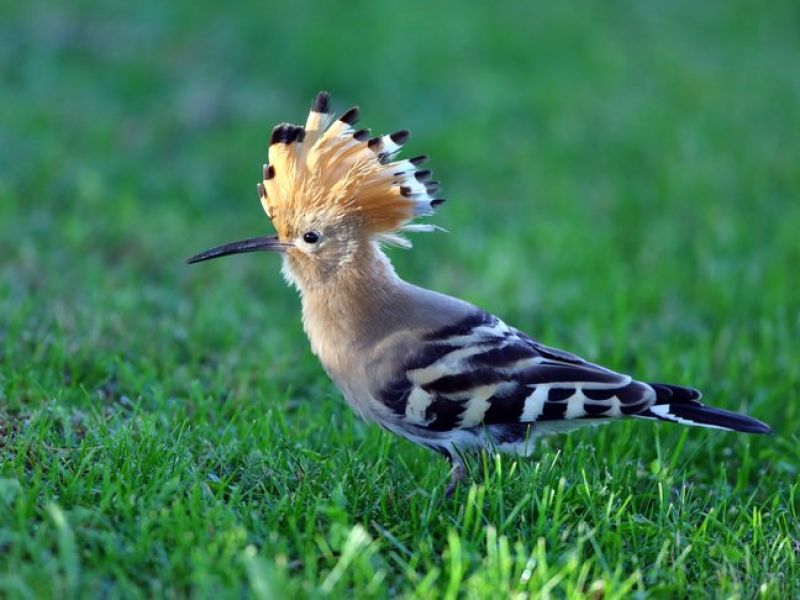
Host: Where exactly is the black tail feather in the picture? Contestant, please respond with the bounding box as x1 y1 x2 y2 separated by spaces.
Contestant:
650 382 702 403
639 382 773 434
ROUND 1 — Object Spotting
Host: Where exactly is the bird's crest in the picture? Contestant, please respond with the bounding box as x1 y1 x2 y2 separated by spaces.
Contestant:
257 91 444 247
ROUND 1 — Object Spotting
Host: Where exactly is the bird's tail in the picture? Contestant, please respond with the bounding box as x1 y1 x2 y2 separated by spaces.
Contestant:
636 383 772 434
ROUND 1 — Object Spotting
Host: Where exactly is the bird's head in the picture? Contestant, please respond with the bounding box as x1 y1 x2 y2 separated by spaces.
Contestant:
187 91 443 288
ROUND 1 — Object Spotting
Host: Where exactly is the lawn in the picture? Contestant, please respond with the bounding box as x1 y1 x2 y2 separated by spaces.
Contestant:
1 0 799 597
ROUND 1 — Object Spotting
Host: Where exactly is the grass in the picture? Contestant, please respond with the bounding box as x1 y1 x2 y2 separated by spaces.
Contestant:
1 0 799 597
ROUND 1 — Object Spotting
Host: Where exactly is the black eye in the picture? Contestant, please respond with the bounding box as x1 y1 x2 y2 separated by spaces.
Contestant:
302 231 320 244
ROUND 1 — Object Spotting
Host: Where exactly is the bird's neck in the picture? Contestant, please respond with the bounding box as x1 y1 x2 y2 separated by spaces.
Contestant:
297 243 402 373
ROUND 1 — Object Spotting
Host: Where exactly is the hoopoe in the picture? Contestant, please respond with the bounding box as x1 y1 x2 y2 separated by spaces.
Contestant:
188 91 772 495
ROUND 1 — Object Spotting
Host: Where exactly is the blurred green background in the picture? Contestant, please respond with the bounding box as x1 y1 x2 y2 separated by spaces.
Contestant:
1 0 799 597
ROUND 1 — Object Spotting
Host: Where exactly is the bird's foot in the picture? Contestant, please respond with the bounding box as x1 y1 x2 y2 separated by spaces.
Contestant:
445 460 467 498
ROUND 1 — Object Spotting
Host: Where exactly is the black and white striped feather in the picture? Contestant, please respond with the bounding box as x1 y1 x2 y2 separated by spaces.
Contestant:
377 311 771 455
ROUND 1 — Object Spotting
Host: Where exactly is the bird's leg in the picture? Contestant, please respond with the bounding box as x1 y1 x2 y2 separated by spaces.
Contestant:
445 452 467 498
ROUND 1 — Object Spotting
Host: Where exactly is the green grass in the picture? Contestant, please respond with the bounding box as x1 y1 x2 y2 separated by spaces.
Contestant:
2 0 799 597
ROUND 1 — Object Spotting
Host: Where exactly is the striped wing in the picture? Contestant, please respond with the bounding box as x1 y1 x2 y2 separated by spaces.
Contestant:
378 311 656 432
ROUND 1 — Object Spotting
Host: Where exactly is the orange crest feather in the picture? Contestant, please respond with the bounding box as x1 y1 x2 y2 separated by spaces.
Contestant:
257 92 444 245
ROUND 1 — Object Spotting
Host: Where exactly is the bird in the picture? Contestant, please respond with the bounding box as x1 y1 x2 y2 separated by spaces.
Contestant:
188 91 772 496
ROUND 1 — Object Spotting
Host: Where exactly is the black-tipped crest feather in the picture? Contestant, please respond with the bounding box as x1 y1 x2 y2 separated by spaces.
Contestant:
271 123 301 145
390 130 410 145
312 91 331 113
339 106 360 125
259 92 444 244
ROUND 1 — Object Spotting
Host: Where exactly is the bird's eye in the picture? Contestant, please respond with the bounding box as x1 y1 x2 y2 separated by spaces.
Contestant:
302 231 320 244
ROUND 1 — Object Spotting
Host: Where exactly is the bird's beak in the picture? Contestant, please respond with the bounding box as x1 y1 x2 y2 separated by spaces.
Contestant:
186 234 289 264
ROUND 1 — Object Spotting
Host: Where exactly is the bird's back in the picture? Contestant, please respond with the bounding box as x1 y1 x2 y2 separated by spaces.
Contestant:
337 282 771 457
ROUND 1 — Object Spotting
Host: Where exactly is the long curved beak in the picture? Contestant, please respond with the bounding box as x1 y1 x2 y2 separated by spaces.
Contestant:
186 234 289 264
